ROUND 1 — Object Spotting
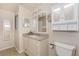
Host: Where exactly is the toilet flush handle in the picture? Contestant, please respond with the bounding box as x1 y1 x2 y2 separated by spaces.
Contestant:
48 42 55 48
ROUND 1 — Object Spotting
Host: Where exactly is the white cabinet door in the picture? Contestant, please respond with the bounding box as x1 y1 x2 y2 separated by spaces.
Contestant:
23 37 30 56
29 39 40 56
26 38 32 55
23 37 28 50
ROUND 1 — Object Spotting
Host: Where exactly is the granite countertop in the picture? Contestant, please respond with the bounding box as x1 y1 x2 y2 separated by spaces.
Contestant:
23 32 49 41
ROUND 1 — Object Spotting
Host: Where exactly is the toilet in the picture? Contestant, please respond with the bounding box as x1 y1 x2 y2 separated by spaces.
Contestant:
54 41 76 56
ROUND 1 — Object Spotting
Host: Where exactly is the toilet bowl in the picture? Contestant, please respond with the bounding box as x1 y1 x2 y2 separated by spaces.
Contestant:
54 41 76 56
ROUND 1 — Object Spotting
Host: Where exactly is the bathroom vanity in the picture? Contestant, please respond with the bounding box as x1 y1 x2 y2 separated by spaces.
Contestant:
23 32 49 56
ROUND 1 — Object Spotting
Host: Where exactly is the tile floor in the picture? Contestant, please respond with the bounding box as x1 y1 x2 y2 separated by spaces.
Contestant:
0 47 26 56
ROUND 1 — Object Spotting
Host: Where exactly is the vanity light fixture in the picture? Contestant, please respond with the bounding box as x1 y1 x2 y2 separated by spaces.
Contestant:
64 4 74 8
53 8 61 12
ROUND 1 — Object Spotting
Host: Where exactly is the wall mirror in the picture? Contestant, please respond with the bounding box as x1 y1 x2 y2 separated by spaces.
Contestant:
64 4 74 20
38 15 46 32
53 8 62 22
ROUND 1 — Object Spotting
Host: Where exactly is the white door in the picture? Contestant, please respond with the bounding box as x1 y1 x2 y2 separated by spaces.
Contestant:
0 10 15 50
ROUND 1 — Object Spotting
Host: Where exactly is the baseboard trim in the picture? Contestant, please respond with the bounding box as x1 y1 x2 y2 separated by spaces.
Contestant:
0 45 14 51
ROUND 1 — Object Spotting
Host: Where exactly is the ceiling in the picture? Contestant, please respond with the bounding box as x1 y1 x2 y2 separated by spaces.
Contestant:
21 3 41 11
0 3 57 13
22 3 56 11
0 3 18 12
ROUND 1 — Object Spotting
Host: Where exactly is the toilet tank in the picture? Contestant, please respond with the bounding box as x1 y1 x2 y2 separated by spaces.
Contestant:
54 42 76 56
